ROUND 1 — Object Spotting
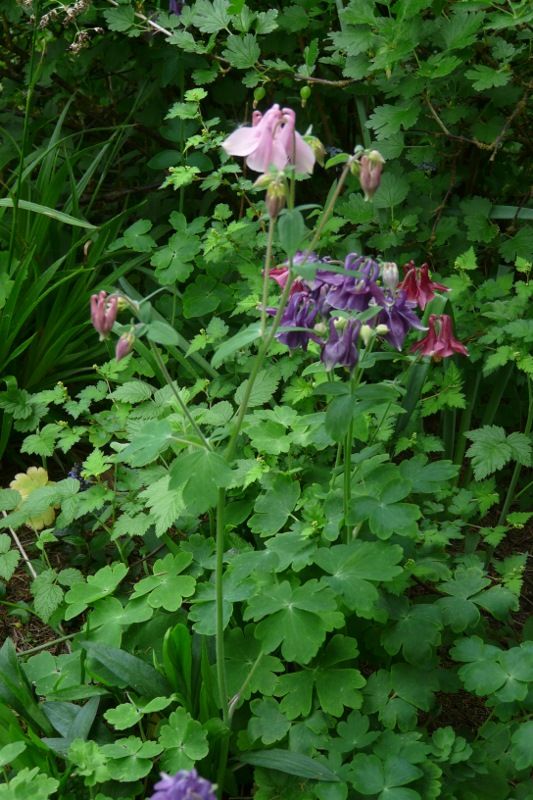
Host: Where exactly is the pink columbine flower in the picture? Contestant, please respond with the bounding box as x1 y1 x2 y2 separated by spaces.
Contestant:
115 332 134 361
399 261 449 310
90 291 118 339
221 104 316 175
411 314 468 360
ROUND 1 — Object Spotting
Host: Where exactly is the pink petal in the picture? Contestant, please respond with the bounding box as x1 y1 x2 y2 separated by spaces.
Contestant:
222 126 260 157
293 132 316 174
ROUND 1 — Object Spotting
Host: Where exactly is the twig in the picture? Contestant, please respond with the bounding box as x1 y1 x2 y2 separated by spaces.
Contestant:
489 85 531 162
294 74 356 88
424 94 490 150
2 511 37 579
104 0 172 36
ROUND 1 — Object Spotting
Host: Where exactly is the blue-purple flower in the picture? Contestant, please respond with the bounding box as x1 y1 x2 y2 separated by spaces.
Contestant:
321 318 361 371
149 770 216 800
321 254 380 312
168 0 184 14
277 292 320 350
373 288 426 350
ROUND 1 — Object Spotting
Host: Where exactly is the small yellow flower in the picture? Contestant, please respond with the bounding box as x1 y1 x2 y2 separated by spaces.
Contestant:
9 467 56 530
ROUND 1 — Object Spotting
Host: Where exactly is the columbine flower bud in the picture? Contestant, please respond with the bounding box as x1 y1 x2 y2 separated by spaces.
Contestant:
266 175 287 219
115 332 134 361
376 324 389 336
381 262 399 292
360 324 373 346
304 135 326 166
359 150 385 201
90 291 118 340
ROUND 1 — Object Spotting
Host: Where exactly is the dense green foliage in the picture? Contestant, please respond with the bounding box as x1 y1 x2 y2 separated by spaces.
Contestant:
0 0 532 798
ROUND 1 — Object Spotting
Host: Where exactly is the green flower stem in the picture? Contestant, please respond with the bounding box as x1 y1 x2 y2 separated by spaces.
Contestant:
214 160 354 795
454 368 481 470
18 632 77 657
228 649 264 721
498 377 533 526
260 216 276 338
149 342 212 451
343 415 354 543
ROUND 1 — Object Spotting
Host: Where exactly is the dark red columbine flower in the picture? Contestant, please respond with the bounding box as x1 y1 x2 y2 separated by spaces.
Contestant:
399 261 449 310
411 314 468 360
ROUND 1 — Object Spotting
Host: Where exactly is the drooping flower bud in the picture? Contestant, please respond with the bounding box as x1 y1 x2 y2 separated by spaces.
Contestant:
90 291 118 340
359 150 385 201
381 262 399 292
360 324 373 347
266 174 288 219
115 332 135 361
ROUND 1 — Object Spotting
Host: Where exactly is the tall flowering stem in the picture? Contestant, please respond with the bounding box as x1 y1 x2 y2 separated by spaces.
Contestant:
214 158 354 795
260 217 276 337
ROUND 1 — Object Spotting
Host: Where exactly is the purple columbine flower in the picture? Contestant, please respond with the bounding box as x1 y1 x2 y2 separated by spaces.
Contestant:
168 0 184 14
373 288 426 350
322 254 381 312
321 318 361 371
149 770 216 800
277 291 321 350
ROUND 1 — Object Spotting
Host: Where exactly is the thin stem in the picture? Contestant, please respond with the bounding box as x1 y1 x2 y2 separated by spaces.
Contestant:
228 649 264 721
260 217 276 337
2 511 37 579
7 0 42 272
149 342 212 451
19 632 77 657
498 377 533 525
454 368 481 470
343 416 354 543
215 487 229 799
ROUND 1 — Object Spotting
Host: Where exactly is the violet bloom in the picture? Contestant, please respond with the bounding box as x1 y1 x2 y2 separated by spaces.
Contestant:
149 769 216 800
321 318 361 371
277 291 320 350
221 104 315 175
374 288 426 351
399 261 449 310
411 314 468 360
322 254 380 312
168 0 183 13
90 291 118 340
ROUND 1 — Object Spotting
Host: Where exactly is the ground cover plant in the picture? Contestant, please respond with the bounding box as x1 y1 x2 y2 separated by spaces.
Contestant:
0 0 532 798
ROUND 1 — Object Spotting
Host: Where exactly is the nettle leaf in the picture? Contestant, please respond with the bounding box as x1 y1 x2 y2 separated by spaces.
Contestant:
235 370 280 408
31 569 64 622
158 708 209 772
366 103 420 139
140 474 185 536
248 475 301 537
248 697 291 745
222 34 260 68
64 563 128 620
103 5 135 32
349 479 420 540
131 552 196 612
315 541 403 619
0 533 20 580
466 425 531 480
190 0 230 33
110 381 153 404
21 423 60 457
243 579 344 664
465 64 510 91
82 449 112 478
116 420 174 467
